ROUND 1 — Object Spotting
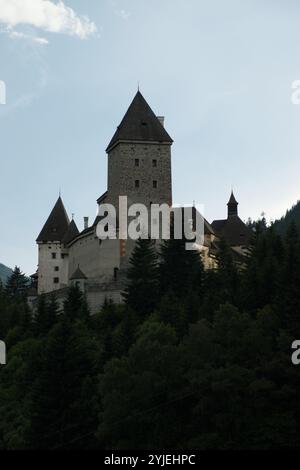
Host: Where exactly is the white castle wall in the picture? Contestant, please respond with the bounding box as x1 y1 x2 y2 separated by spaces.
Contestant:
38 243 69 294
68 231 120 281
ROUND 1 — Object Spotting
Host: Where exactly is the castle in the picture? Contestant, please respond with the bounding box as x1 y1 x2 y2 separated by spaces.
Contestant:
30 91 252 313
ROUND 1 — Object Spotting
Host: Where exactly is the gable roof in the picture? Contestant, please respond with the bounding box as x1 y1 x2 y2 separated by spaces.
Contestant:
70 266 87 280
62 220 79 245
106 91 173 152
212 216 253 246
36 197 70 243
211 219 227 232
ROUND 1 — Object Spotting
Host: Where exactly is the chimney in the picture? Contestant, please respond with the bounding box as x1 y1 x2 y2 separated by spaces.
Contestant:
157 116 165 127
84 217 89 230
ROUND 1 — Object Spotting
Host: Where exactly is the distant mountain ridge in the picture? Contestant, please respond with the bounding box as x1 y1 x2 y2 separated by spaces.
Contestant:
273 200 300 235
0 264 12 284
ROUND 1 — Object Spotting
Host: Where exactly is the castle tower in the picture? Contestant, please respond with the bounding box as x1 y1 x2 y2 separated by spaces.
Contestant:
227 191 239 218
36 197 78 294
105 91 173 212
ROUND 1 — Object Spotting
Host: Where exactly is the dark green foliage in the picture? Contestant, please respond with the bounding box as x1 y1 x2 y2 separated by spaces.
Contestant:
273 200 300 236
123 238 159 317
159 236 204 300
1 226 300 449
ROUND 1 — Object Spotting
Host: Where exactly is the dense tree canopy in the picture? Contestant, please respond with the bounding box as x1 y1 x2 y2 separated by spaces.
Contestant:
0 225 300 449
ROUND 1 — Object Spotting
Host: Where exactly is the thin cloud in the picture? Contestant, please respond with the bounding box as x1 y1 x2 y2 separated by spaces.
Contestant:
9 30 49 44
0 0 97 39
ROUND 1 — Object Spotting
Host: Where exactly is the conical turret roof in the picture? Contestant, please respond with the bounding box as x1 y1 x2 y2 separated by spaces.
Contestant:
36 197 70 243
70 265 87 280
227 191 238 206
62 219 79 245
106 91 173 152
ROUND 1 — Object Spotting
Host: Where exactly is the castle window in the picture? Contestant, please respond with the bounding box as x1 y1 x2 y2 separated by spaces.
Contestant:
153 180 158 189
153 159 157 167
52 253 56 259
114 267 119 280
135 180 140 189
53 277 59 284
54 266 59 272
135 159 140 167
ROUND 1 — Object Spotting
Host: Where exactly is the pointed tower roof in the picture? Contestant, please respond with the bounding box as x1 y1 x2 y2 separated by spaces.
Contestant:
36 197 70 243
106 91 173 152
227 191 239 218
228 191 238 206
70 265 87 280
62 219 79 245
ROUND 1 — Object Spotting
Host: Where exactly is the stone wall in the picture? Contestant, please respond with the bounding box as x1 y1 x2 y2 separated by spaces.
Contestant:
68 230 120 281
107 142 172 211
37 243 69 294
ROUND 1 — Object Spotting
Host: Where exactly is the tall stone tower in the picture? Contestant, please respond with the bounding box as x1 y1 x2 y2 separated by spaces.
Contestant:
105 91 173 212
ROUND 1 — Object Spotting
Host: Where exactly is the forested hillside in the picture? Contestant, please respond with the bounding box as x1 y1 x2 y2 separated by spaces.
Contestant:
0 264 12 284
0 223 300 449
273 201 300 235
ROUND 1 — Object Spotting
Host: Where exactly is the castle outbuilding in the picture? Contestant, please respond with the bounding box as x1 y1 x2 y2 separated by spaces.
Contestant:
211 191 253 258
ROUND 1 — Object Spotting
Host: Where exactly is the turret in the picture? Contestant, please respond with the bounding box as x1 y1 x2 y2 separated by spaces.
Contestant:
36 197 77 294
105 91 173 211
227 191 239 218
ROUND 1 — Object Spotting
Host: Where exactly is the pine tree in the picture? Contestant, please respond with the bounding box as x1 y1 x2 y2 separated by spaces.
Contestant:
34 294 59 336
215 238 239 304
5 267 29 298
123 238 159 317
278 222 300 335
63 285 90 321
159 236 204 300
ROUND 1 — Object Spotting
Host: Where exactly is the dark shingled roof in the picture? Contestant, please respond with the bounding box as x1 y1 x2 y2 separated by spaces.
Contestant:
211 219 227 232
36 197 70 243
212 216 252 246
97 191 108 205
70 266 87 280
228 191 238 206
62 220 79 245
106 91 173 152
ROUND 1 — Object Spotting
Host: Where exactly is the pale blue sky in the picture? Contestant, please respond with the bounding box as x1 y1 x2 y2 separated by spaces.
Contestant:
1 0 300 275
